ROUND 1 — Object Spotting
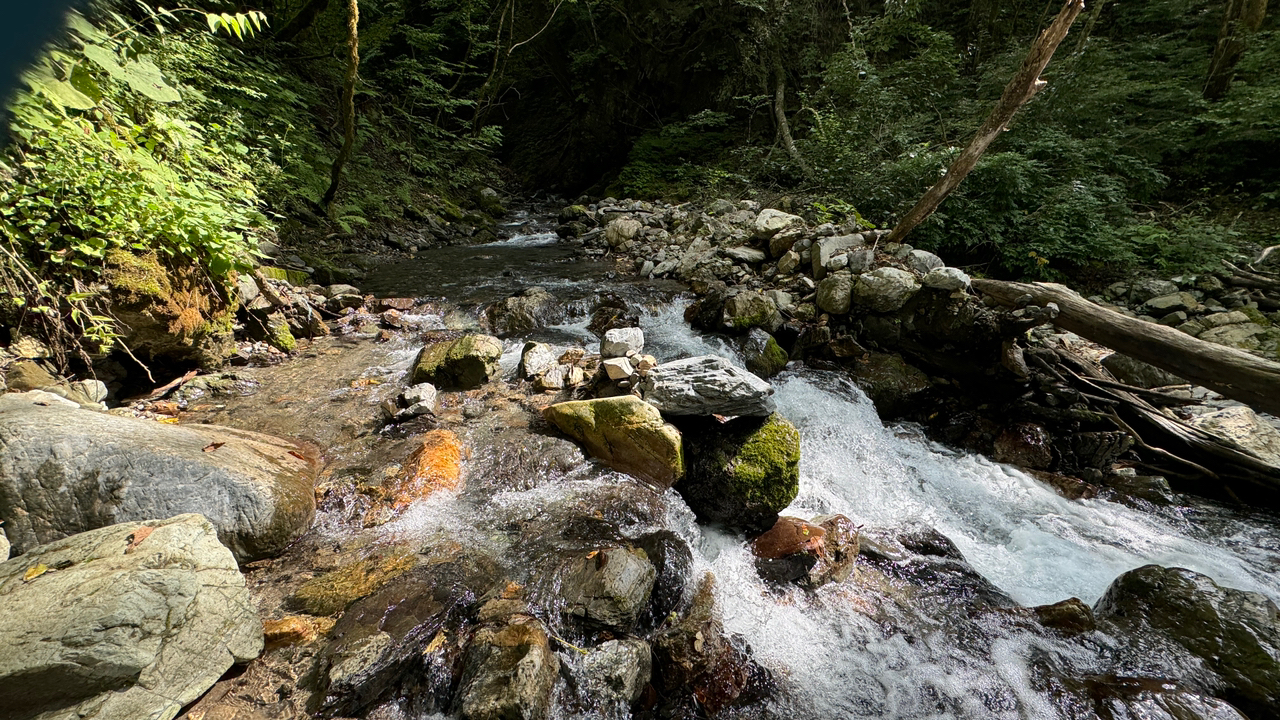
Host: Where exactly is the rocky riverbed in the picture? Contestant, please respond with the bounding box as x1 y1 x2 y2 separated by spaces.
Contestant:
2 202 1280 720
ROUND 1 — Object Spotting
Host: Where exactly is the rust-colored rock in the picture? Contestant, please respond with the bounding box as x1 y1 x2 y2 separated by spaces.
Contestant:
390 429 464 510
751 517 825 559
263 615 335 647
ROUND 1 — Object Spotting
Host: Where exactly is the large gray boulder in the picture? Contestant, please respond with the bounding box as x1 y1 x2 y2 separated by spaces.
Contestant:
485 287 563 337
0 392 315 562
0 514 262 720
817 270 853 315
639 356 775 417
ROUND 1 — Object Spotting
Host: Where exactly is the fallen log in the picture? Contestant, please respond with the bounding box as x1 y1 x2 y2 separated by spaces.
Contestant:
972 278 1280 417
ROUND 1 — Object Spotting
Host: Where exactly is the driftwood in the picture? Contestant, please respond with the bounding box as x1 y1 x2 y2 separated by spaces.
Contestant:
886 0 1085 244
973 278 1280 418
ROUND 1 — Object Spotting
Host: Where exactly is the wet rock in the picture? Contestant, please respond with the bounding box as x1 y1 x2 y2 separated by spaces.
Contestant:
410 334 503 389
751 516 824 584
601 327 644 358
993 422 1053 469
721 291 782 333
854 267 921 312
817 270 853 315
580 638 652 707
675 413 801 533
907 249 944 275
377 429 464 514
263 615 331 648
560 546 657 631
0 514 261 720
398 382 438 413
544 396 684 487
1187 407 1280 466
321 547 502 717
455 614 559 720
589 296 641 336
0 392 314 562
639 355 775 417
485 287 563 337
651 573 772 714
1094 564 1280 716
1033 597 1096 636
922 266 971 291
1102 352 1185 388
519 341 558 379
753 209 803 240
739 328 789 379
290 548 417 616
845 351 932 418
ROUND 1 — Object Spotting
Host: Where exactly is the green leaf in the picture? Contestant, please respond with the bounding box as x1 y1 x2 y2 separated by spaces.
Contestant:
24 68 97 110
82 44 124 77
119 58 182 103
69 64 102 103
206 13 219 34
65 13 107 43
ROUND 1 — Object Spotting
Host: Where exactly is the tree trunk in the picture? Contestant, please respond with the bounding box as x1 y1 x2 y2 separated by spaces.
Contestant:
275 0 332 42
773 58 809 176
1204 0 1269 101
972 278 1280 417
1073 0 1109 53
322 0 359 213
886 0 1085 245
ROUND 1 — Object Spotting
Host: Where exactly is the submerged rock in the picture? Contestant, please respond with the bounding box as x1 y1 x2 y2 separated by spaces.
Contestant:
455 613 560 720
0 392 315 562
675 413 801 533
544 396 684 487
559 546 657 631
639 355 775 417
1094 564 1280 716
410 334 503 389
290 548 417 616
486 287 563 337
0 514 262 720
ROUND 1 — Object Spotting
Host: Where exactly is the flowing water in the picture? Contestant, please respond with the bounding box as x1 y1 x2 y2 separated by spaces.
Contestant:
223 219 1280 718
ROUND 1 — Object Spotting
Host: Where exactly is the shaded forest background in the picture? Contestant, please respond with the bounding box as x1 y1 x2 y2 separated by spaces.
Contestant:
0 0 1277 358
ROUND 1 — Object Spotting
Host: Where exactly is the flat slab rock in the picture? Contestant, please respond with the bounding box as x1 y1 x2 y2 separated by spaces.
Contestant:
0 513 262 720
0 391 315 562
639 355 775 417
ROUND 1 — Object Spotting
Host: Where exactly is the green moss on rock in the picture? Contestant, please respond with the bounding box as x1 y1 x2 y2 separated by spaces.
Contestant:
545 395 684 487
290 548 416 616
410 334 504 389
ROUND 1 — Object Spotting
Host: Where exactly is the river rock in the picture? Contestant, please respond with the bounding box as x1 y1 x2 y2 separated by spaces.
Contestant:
485 287 563 336
581 638 652 706
725 245 767 264
768 226 806 257
777 250 801 275
602 356 635 380
1144 292 1200 315
519 341 558 378
4 359 56 391
601 326 644 357
1101 352 1185 388
0 514 262 720
0 392 315 562
639 355 775 417
817 270 853 315
812 234 864 281
907 249 944 275
753 209 803 240
993 422 1053 469
1200 322 1267 351
721 291 782 333
1094 564 1280 716
560 546 657 631
544 396 684 487
410 334 503 389
923 266 971 291
854 267 921 312
455 613 559 720
739 328 789 378
1187 406 1280 467
675 413 801 533
605 217 643 248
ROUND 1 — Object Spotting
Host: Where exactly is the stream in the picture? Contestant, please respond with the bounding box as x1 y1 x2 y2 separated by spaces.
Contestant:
208 211 1280 719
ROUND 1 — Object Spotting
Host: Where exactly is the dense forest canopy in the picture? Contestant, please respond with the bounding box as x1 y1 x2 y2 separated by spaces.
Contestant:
0 0 1276 365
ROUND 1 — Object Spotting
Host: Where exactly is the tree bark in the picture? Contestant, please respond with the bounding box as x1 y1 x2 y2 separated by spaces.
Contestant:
773 58 809 176
886 0 1085 245
322 0 359 213
972 278 1280 417
275 0 332 42
1072 0 1109 53
1204 0 1269 101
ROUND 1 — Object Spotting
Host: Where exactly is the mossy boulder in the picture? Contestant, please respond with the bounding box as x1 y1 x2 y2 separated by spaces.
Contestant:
721 291 782 333
739 328 789 378
674 413 801 533
544 395 684 488
257 265 312 286
410 334 504 389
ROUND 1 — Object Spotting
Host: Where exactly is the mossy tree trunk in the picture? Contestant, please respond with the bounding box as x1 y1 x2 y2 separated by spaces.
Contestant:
772 56 810 177
322 0 359 214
